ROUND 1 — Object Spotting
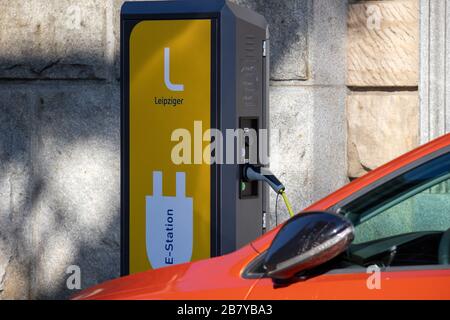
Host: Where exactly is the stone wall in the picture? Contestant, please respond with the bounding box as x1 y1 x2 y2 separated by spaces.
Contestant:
346 0 420 179
0 0 373 299
0 0 121 300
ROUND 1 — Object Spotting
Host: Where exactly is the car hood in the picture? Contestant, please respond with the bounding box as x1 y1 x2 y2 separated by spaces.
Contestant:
71 245 259 300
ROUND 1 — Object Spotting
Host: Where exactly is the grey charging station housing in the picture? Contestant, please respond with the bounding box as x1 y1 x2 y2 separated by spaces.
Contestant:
121 0 269 275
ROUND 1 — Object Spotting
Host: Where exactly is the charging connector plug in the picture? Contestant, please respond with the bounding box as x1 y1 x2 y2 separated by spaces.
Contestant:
242 164 295 217
243 164 285 194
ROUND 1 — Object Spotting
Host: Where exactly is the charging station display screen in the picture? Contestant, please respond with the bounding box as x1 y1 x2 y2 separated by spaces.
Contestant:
129 19 211 274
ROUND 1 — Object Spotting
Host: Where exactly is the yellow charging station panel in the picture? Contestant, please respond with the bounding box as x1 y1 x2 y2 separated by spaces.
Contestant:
129 20 211 274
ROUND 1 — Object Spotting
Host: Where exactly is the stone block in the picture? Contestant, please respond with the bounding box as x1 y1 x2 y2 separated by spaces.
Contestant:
0 89 33 299
347 0 419 87
269 86 314 227
31 84 120 299
308 0 348 85
0 0 107 80
347 92 419 178
268 85 347 228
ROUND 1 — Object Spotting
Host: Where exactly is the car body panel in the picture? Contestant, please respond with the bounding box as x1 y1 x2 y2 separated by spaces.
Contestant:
73 133 450 300
73 245 260 300
248 268 450 299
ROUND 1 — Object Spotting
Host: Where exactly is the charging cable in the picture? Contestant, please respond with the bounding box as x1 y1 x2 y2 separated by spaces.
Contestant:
243 164 295 218
280 190 294 218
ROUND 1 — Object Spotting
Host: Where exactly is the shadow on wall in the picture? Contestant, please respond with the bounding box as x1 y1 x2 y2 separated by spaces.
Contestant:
0 81 120 300
32 87 121 300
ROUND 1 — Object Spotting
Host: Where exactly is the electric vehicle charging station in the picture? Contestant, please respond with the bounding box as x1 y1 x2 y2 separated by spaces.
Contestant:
120 0 269 275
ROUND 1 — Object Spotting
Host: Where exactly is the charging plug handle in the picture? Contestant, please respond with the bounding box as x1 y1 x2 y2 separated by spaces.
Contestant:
243 164 285 194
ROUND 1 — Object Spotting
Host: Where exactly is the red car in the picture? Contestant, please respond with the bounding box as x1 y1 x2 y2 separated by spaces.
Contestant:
73 134 450 300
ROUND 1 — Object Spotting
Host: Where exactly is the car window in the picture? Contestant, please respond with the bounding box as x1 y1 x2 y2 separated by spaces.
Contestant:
352 177 450 244
338 151 450 266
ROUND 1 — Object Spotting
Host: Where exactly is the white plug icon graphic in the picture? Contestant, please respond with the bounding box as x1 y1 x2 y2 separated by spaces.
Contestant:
146 171 193 269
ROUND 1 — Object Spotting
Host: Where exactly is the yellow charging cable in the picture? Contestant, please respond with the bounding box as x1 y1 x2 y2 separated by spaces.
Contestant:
280 190 294 217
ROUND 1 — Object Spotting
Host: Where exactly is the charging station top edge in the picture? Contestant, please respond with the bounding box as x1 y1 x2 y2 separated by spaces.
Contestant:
121 0 267 31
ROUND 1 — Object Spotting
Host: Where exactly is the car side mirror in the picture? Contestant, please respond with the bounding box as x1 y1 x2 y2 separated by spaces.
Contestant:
263 211 354 281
